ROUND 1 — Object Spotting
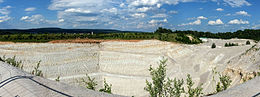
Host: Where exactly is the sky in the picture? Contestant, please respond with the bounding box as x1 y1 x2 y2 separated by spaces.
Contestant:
0 0 260 32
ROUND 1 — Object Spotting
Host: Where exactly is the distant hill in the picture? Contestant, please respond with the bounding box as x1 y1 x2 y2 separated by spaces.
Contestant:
0 28 144 34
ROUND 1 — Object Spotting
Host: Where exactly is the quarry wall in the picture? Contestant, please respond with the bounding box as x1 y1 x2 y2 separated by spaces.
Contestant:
0 39 259 97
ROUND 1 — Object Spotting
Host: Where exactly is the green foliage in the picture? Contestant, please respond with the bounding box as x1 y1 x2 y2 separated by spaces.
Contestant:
82 74 98 90
186 74 203 97
0 27 202 44
163 78 185 97
211 43 216 48
224 43 238 47
55 76 60 82
246 41 251 45
145 58 203 97
215 74 232 93
31 61 43 77
144 58 168 97
99 79 112 94
172 29 260 41
0 56 23 69
155 27 173 34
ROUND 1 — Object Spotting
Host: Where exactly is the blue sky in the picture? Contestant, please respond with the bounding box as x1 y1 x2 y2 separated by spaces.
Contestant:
0 0 259 32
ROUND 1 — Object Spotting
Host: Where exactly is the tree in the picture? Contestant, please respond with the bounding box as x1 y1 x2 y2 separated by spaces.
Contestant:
246 40 251 45
186 74 203 97
211 43 216 49
225 43 228 47
163 78 185 97
145 58 203 97
215 74 232 93
144 58 168 97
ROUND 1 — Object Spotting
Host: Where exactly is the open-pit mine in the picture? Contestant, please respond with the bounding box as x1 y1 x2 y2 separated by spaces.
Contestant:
0 39 260 97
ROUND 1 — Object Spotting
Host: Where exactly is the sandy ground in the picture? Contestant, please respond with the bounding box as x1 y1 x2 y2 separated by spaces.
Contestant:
0 39 259 97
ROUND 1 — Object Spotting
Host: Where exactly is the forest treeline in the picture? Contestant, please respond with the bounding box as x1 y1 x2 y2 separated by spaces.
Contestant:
0 28 202 44
0 27 259 43
155 27 260 40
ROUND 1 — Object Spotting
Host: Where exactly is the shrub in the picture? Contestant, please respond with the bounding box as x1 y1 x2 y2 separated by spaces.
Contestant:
215 74 232 93
82 74 98 90
55 76 60 82
31 61 43 77
145 58 203 97
164 78 185 97
186 74 203 97
211 43 216 48
225 43 239 47
0 56 23 69
246 40 251 45
99 79 112 94
144 58 168 97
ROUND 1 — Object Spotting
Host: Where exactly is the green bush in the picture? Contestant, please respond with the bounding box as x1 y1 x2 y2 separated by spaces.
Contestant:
55 76 60 82
99 79 112 94
0 56 23 69
211 43 216 49
31 61 43 77
186 74 203 97
82 74 98 90
225 43 238 47
215 74 232 93
246 41 250 45
145 58 203 97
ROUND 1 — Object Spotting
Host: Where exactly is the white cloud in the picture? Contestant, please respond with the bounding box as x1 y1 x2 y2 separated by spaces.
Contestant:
58 19 65 22
188 16 207 20
216 8 224 11
20 16 29 20
208 19 224 25
20 14 46 24
235 11 250 16
0 15 10 23
151 14 167 18
64 8 92 13
149 19 168 24
0 6 11 15
120 3 125 7
47 0 252 30
179 19 201 26
168 10 178 14
102 8 118 13
129 0 160 7
228 19 249 24
197 16 207 20
223 0 251 7
252 24 260 29
136 7 152 12
25 7 36 12
0 6 11 23
131 13 147 18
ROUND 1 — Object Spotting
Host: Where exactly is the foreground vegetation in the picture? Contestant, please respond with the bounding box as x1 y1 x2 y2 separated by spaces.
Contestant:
81 74 112 94
1 56 256 96
144 58 233 97
0 56 44 77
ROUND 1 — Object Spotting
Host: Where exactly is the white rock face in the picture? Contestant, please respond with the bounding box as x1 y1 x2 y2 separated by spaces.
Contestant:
0 39 259 97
